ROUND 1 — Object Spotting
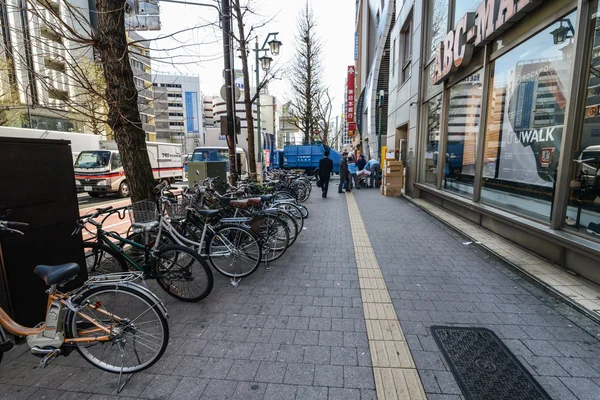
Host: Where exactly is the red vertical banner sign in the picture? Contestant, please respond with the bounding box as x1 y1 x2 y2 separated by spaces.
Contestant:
347 66 356 136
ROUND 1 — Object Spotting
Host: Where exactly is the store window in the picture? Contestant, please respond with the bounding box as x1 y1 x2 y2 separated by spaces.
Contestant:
444 70 483 197
426 0 449 63
565 1 600 239
421 94 443 185
481 11 577 221
453 0 479 25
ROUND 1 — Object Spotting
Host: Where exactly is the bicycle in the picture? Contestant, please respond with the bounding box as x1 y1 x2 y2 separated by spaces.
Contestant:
0 219 169 393
81 205 213 302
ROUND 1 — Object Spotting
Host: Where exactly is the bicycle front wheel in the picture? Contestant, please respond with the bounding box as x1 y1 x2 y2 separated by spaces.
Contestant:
66 284 169 374
154 245 214 302
258 215 290 262
206 224 262 278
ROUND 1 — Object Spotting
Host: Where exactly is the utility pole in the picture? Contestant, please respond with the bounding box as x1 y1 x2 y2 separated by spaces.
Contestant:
221 0 238 184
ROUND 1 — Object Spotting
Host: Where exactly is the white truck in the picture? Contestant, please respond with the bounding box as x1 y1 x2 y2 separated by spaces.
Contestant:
0 126 101 162
74 141 183 198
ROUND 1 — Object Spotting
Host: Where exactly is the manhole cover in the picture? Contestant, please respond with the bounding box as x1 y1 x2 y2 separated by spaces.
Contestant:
430 326 551 400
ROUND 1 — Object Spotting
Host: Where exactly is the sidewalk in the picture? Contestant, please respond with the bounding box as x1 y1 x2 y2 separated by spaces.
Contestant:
0 187 599 399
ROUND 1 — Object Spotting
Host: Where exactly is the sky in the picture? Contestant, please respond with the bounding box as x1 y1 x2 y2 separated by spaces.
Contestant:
143 0 356 117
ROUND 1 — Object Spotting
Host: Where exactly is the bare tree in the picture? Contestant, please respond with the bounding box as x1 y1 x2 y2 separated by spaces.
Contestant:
288 2 323 144
314 88 333 145
230 0 280 179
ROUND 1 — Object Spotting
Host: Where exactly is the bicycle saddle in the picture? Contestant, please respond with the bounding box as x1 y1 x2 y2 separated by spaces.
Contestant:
132 221 159 232
230 200 249 209
247 198 262 206
260 195 274 202
34 263 80 286
194 209 220 218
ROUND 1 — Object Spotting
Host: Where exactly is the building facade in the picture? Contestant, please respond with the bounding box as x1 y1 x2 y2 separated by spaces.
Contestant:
378 0 600 283
152 72 203 153
355 0 395 159
128 31 156 141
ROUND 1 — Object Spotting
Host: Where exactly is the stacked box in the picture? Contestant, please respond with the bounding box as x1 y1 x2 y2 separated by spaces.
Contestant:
381 160 403 197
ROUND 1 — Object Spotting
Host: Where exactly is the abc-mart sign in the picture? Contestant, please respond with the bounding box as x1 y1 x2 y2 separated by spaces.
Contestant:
433 0 542 85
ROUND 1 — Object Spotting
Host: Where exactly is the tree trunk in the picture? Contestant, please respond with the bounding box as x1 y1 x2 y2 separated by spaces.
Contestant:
233 0 257 179
95 0 155 202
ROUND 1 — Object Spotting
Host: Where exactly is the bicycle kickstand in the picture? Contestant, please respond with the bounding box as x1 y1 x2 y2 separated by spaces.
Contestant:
116 342 133 394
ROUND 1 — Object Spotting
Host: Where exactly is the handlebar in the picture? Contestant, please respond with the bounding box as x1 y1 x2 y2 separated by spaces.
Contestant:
0 220 29 235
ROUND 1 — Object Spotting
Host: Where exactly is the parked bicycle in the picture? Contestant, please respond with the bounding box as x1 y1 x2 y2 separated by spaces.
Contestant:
0 219 169 393
81 204 213 302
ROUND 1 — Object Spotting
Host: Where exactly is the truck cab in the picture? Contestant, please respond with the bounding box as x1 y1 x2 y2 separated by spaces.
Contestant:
74 150 127 197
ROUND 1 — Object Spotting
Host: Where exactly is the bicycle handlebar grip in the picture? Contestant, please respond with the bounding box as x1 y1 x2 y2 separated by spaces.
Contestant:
7 221 29 229
96 206 113 214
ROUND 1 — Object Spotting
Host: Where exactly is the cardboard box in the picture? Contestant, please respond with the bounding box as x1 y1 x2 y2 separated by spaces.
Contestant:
382 186 402 197
383 176 403 186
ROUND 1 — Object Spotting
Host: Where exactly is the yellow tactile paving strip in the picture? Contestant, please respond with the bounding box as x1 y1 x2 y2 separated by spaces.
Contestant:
346 193 427 400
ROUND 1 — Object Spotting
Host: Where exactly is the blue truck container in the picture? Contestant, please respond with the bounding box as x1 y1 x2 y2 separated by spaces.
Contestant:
271 149 284 169
283 145 341 174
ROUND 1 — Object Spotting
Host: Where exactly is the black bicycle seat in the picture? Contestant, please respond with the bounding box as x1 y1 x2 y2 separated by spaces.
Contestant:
194 209 220 218
260 195 274 202
34 263 80 286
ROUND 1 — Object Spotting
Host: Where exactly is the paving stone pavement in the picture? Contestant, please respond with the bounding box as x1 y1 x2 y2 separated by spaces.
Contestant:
0 187 377 400
3 186 600 399
353 189 600 400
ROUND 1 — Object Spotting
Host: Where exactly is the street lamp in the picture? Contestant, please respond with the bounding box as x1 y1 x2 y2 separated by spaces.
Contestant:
254 32 282 175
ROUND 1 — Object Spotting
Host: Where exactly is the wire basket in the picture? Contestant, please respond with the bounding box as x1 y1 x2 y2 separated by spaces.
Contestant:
129 200 160 224
165 198 191 220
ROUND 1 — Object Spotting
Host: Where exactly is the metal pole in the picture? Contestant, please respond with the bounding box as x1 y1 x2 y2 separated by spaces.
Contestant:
255 40 263 175
221 0 237 183
377 106 382 162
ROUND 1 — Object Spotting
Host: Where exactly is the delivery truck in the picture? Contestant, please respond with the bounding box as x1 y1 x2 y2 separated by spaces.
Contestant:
283 144 342 174
74 141 183 198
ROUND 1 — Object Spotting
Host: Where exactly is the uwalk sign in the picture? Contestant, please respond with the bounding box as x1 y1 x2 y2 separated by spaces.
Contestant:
432 0 542 85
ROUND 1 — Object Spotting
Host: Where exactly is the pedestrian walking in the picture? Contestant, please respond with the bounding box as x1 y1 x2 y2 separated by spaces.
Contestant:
339 151 351 193
318 149 334 198
348 156 359 190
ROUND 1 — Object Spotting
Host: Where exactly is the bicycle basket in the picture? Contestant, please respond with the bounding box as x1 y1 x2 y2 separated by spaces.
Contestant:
166 198 191 220
129 200 159 223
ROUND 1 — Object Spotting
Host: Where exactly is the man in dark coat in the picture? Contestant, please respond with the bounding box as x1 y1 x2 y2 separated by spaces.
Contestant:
339 151 350 193
357 154 367 172
318 149 334 198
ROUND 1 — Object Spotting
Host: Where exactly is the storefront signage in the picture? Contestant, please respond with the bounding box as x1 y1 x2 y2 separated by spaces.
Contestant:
540 147 554 168
432 0 541 85
348 122 357 137
347 66 356 123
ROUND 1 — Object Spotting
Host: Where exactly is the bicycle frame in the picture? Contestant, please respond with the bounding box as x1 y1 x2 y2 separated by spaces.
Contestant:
0 287 112 344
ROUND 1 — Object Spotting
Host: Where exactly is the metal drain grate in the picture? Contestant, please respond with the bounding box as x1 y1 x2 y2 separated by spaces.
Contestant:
430 326 551 400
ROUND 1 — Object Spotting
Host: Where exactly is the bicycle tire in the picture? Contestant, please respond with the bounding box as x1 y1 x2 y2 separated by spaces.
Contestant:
275 209 299 247
206 224 262 278
153 245 214 302
273 203 304 233
123 230 175 265
272 191 295 202
295 203 309 219
83 242 128 276
65 283 169 374
257 214 289 262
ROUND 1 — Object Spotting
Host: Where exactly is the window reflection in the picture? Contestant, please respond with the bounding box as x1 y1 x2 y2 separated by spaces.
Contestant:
444 70 483 197
427 0 449 62
565 1 600 239
421 95 443 185
481 12 576 221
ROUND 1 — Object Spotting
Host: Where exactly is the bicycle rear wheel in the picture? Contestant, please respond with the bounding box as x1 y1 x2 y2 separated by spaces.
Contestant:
83 243 128 276
65 283 168 374
154 245 214 302
275 209 299 247
206 224 262 278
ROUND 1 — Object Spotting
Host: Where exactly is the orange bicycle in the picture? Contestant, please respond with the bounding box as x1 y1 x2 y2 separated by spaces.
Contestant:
0 219 169 390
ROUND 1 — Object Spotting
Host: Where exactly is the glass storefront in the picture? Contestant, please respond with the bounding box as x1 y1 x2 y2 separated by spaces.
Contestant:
480 11 577 221
565 1 600 239
421 94 443 185
444 70 484 197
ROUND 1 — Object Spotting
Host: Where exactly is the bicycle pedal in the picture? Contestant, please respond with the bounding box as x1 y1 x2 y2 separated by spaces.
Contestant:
0 339 13 352
38 348 61 369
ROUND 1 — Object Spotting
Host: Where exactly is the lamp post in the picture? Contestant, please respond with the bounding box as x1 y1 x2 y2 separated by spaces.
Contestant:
254 32 282 175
